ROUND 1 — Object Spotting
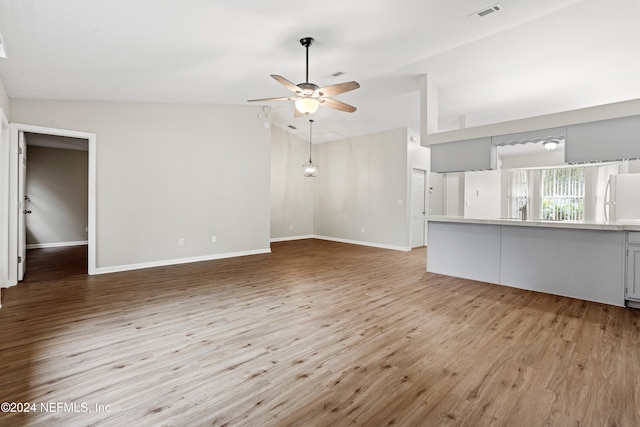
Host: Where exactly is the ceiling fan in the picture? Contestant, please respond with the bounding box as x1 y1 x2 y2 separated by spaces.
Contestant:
248 37 360 117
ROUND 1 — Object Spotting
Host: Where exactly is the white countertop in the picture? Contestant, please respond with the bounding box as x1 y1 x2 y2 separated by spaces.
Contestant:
427 215 640 231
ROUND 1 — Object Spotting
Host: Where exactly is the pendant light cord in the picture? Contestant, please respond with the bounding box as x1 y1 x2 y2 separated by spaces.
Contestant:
309 119 314 162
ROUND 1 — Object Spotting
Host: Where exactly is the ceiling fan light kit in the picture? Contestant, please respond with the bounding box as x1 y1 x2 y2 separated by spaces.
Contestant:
248 37 360 117
295 97 320 115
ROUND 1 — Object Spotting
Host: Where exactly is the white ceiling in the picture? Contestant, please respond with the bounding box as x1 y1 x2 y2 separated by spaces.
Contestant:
0 0 638 144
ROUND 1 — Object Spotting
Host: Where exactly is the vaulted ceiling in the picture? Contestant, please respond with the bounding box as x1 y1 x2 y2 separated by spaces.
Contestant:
0 0 638 143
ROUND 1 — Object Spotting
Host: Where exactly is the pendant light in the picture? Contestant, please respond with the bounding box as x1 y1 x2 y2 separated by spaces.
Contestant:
302 119 318 177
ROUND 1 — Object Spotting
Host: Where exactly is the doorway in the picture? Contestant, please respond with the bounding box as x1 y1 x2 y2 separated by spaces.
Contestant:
24 133 90 276
7 124 96 286
411 168 428 248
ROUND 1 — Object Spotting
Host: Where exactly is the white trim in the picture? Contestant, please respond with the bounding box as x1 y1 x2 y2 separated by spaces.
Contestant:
95 248 272 275
270 235 314 242
7 125 18 286
312 235 411 252
272 234 412 251
9 123 97 278
26 241 88 249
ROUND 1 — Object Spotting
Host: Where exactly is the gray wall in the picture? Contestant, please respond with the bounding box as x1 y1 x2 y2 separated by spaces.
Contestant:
313 128 410 249
11 99 271 271
25 145 88 247
270 126 314 240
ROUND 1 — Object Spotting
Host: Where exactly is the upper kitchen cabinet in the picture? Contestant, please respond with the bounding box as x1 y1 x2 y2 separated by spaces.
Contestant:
565 115 640 163
431 137 496 173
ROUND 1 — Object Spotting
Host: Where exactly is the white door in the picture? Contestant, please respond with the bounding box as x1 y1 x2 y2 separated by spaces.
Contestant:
411 169 427 248
17 132 26 281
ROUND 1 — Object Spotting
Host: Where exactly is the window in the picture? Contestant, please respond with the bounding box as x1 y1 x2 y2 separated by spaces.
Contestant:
540 167 584 221
505 166 585 221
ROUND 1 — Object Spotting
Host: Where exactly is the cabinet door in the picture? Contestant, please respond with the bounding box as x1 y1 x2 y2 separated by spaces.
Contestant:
627 246 640 301
566 115 640 163
431 137 496 173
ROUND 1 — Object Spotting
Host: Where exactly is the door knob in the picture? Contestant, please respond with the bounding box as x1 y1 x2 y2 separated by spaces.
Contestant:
24 210 32 214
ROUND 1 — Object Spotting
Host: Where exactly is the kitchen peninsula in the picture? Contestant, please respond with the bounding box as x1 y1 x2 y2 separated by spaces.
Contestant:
427 217 640 307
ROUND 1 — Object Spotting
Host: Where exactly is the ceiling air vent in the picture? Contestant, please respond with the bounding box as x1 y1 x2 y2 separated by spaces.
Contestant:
472 3 503 18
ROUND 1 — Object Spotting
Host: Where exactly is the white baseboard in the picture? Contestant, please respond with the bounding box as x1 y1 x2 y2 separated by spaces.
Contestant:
312 235 411 252
27 240 88 249
271 234 410 251
270 235 314 243
95 248 272 275
90 235 408 275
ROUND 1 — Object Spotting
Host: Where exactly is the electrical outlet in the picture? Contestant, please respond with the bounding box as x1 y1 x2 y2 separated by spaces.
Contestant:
211 236 217 243
361 227 365 234
289 224 294 230
178 238 184 246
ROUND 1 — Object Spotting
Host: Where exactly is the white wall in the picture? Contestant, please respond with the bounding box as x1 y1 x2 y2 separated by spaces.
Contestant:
25 145 88 247
408 133 430 171
270 126 314 240
629 159 640 173
463 170 501 219
0 77 9 118
313 128 410 250
499 148 565 169
444 173 465 216
0 90 9 290
10 99 271 272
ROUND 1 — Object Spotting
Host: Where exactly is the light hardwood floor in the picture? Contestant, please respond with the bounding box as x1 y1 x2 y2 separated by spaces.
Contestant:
1 239 639 426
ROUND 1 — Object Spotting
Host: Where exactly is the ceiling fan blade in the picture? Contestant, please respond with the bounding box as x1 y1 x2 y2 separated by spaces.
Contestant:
320 98 357 113
247 96 295 102
271 75 302 94
316 81 360 97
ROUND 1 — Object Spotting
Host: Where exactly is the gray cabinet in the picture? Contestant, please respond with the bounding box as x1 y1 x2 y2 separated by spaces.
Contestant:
428 220 626 306
566 115 640 163
627 232 640 302
431 137 496 173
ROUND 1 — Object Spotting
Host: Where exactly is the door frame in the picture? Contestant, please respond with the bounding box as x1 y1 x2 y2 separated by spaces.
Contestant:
7 123 96 285
0 110 9 288
17 131 26 281
410 165 429 248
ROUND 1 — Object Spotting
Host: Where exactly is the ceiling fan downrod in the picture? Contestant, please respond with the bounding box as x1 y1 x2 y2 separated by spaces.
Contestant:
300 37 314 84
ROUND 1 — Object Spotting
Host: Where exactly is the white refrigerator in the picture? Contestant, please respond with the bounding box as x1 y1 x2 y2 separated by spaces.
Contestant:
607 173 640 222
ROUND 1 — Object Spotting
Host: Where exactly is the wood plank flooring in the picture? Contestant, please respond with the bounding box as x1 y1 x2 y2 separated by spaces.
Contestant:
1 239 639 426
